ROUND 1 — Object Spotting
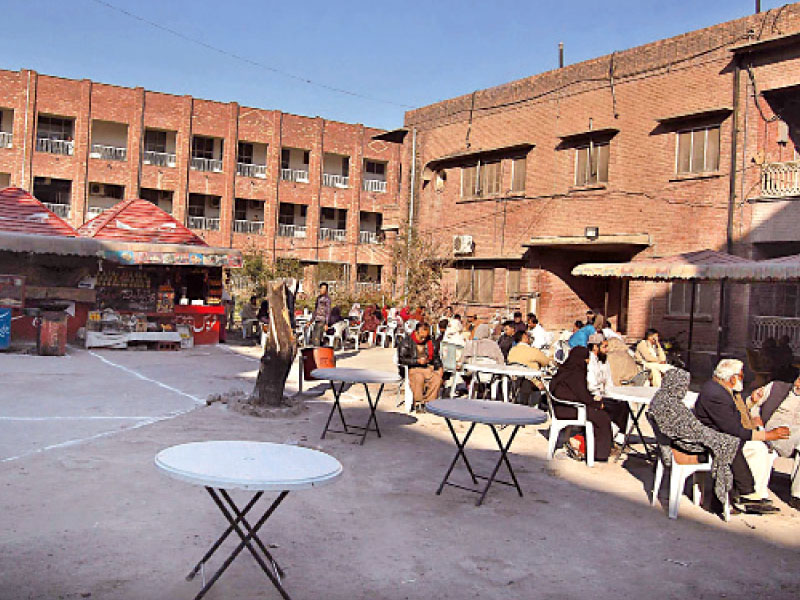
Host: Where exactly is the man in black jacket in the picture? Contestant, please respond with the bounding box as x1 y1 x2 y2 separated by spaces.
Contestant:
695 358 790 512
497 321 515 361
398 322 443 409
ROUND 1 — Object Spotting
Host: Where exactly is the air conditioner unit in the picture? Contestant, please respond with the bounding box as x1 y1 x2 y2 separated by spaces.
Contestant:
453 235 474 255
210 197 221 208
90 183 104 196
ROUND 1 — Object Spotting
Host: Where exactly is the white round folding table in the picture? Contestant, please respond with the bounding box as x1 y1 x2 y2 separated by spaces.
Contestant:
311 367 401 444
155 441 342 600
426 398 547 506
462 363 542 402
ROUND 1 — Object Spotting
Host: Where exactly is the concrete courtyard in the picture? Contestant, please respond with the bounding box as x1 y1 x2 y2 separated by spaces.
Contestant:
1 343 799 600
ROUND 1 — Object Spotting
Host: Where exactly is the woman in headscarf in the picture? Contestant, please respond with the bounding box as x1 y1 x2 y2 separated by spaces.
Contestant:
550 346 624 462
362 305 381 334
647 368 757 513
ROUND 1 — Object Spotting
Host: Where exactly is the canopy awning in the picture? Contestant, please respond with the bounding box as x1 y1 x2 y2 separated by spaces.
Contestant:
523 233 650 251
655 107 732 126
425 143 534 170
571 249 749 280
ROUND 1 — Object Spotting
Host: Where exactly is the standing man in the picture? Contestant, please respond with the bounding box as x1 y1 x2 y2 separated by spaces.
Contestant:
398 322 443 410
310 282 331 347
695 359 789 511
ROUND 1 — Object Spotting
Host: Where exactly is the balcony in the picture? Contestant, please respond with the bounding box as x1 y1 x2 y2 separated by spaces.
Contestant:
359 230 381 244
363 178 387 193
233 220 264 234
752 315 800 353
36 138 74 156
191 157 223 173
319 227 347 242
355 281 382 293
281 168 309 183
278 223 307 238
90 143 126 161
143 150 176 168
323 173 349 188
0 132 12 149
762 161 800 198
188 216 220 230
237 163 267 179
86 206 105 218
43 202 71 219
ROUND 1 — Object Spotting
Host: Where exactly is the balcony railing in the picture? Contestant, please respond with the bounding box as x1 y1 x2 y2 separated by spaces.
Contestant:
43 202 71 219
36 138 74 155
752 316 800 353
319 227 347 242
359 230 381 244
143 150 176 167
278 223 307 238
233 220 264 234
355 281 382 293
188 216 220 230
363 178 387 193
762 161 800 198
190 157 223 173
0 132 12 149
322 173 349 188
86 206 105 218
90 143 127 161
237 162 267 178
281 168 309 183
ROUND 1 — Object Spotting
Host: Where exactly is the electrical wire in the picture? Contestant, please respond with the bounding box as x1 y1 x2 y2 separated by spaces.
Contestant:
87 0 413 109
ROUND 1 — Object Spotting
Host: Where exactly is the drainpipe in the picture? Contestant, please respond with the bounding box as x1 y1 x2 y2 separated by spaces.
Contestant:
404 127 417 298
718 57 742 360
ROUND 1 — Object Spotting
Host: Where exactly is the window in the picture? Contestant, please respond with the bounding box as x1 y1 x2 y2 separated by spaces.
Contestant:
321 207 346 230
37 115 74 141
279 202 307 224
234 198 247 221
341 156 350 177
144 130 167 153
456 267 495 304
460 160 501 198
752 283 800 318
192 136 215 159
668 282 714 317
281 148 290 169
237 142 253 165
365 160 386 176
188 195 206 217
303 150 310 165
507 268 521 298
511 157 526 193
676 126 720 174
575 142 609 186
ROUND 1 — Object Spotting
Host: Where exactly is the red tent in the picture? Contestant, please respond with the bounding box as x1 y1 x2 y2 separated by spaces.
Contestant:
0 187 78 237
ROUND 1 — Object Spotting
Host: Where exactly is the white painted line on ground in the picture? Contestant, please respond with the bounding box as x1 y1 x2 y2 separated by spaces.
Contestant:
0 407 195 464
88 350 205 405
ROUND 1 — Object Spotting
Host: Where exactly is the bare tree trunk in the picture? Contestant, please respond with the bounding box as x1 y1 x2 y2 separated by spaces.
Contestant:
252 281 297 407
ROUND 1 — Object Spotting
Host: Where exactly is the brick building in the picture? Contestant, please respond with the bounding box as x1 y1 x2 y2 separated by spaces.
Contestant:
400 5 800 358
0 69 402 293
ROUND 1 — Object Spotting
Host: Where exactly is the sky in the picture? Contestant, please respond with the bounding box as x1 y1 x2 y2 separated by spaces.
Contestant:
0 0 789 129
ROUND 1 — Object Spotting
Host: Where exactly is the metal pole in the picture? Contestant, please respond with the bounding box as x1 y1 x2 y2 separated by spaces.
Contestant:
687 280 696 373
404 127 417 298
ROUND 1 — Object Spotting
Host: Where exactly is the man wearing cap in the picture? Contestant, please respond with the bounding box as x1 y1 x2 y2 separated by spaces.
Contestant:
587 333 613 398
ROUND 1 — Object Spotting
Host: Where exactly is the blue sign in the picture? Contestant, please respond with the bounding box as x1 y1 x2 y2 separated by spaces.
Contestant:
0 308 10 350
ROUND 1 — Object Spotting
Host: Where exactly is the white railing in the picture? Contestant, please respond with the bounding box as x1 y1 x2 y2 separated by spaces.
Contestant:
237 162 267 178
90 143 127 161
322 173 349 188
359 230 380 244
0 132 12 149
233 220 264 234
190 157 223 172
36 138 74 155
281 168 309 183
762 161 800 198
43 202 71 218
752 316 800 353
355 281 382 293
188 216 220 230
278 223 307 238
143 150 176 167
363 178 387 193
86 206 105 218
319 227 347 242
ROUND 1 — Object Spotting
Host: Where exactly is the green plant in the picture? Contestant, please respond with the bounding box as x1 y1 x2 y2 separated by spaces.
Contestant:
390 220 451 316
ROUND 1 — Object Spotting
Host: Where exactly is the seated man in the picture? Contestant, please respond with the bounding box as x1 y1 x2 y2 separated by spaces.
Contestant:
398 322 443 410
240 295 259 339
568 314 604 348
507 330 550 406
747 374 800 510
586 334 613 398
526 313 549 349
695 359 790 512
634 328 672 387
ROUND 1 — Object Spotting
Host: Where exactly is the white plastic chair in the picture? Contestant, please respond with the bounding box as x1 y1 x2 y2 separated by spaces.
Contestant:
392 353 414 413
543 381 595 467
376 319 399 348
323 321 348 350
345 322 363 351
440 341 465 398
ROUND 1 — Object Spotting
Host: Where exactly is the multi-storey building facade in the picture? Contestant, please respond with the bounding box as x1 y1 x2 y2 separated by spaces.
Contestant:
0 69 402 291
401 5 800 359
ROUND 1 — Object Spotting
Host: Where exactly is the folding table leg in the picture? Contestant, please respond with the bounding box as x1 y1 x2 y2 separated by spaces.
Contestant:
194 490 291 600
360 383 384 445
321 381 349 439
478 425 523 505
437 420 478 494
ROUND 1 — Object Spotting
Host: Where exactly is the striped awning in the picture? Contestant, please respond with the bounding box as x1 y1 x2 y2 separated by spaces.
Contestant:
571 249 750 281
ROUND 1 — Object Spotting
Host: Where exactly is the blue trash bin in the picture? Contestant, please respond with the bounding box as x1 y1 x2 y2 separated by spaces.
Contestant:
0 308 11 350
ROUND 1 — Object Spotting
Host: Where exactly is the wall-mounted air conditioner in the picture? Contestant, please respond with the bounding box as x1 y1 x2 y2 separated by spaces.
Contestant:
453 235 474 255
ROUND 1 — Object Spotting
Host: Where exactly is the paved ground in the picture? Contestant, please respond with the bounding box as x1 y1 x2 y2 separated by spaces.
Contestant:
1 342 799 600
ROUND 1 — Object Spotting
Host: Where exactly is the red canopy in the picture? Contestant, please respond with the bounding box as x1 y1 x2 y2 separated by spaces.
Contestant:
0 187 77 237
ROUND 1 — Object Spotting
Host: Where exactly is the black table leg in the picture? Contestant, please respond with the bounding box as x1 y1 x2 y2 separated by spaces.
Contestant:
617 403 656 462
193 489 290 600
321 381 349 439
360 383 384 445
478 425 523 505
437 420 478 494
